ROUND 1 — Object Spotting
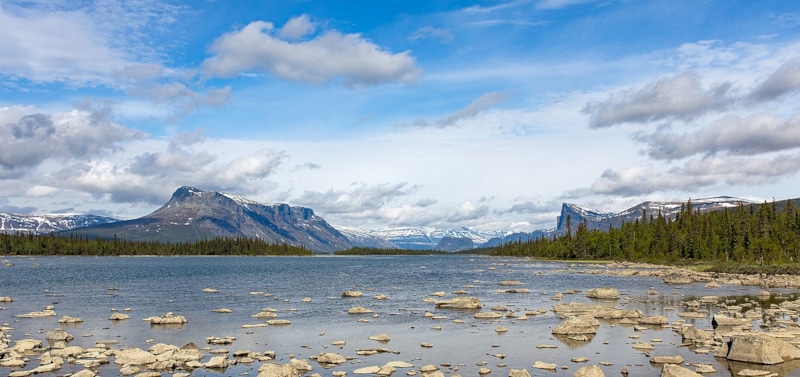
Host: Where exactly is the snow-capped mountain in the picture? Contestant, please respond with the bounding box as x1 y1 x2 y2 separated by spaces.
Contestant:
0 212 118 234
361 226 507 250
64 186 352 253
556 196 756 234
333 226 400 249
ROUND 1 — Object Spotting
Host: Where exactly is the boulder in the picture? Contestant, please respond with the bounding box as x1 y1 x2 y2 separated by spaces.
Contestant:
109 312 130 320
508 369 531 377
45 328 74 342
712 314 751 328
498 280 524 286
148 312 187 325
205 356 228 369
258 363 301 377
639 315 669 325
348 306 374 314
267 319 291 325
585 287 620 300
290 358 313 371
574 365 605 377
726 334 800 365
660 364 703 377
474 312 503 319
115 348 157 365
533 361 557 371
318 353 347 364
434 297 483 309
552 315 598 335
650 356 684 364
369 334 391 342
57 316 83 324
342 291 363 298
71 370 97 377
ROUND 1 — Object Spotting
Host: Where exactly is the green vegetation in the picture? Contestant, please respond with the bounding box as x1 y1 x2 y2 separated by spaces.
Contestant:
334 247 446 255
487 199 800 270
0 232 312 256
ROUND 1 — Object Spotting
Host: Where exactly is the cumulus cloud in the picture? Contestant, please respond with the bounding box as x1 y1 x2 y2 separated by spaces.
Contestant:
0 106 142 176
447 201 490 223
583 72 734 128
500 200 553 214
634 114 800 160
749 58 800 102
295 182 420 214
279 14 316 40
55 145 285 205
202 20 420 87
585 151 800 197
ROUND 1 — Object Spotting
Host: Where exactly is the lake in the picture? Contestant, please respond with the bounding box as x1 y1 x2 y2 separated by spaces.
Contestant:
0 255 797 376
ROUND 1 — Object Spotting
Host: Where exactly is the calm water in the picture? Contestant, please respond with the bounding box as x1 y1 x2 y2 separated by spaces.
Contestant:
0 255 798 377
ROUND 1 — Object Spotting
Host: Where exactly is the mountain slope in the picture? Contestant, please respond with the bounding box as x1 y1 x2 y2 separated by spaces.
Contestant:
556 196 756 234
0 212 118 234
64 186 352 253
366 226 505 250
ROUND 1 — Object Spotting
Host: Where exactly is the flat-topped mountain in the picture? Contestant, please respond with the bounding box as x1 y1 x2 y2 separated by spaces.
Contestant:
64 186 352 253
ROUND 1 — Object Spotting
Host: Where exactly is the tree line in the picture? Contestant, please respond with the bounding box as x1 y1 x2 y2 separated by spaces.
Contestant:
486 199 800 268
0 232 312 256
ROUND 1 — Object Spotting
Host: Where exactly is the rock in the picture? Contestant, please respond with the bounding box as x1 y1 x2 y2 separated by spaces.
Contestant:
660 364 703 377
712 314 751 328
650 356 684 364
585 287 620 299
387 361 415 368
342 291 363 297
495 326 508 333
434 297 483 309
290 358 313 372
71 370 97 377
258 363 301 377
45 328 74 342
0 296 12 302
15 309 56 318
479 367 492 374
726 334 800 364
205 356 229 368
508 369 531 377
267 319 291 325
13 338 43 352
552 315 598 335
212 308 232 313
109 312 130 320
737 369 771 376
115 348 157 365
147 312 187 324
638 315 669 325
318 353 347 364
57 315 83 324
354 366 381 374
533 361 557 371
474 312 503 319
369 334 391 342
574 365 605 377
348 306 375 314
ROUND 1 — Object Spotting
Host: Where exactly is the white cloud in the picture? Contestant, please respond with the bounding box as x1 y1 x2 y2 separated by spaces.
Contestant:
279 14 316 40
583 72 734 128
409 26 454 43
749 58 800 102
413 91 510 128
635 113 800 160
202 20 421 87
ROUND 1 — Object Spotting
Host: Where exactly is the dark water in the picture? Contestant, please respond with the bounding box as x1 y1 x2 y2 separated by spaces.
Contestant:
0 255 797 376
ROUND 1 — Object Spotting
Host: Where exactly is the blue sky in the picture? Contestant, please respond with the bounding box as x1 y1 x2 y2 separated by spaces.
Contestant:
1 0 800 232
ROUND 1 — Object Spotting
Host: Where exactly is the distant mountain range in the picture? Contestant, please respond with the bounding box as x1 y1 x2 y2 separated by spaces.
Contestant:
0 212 117 234
0 188 766 253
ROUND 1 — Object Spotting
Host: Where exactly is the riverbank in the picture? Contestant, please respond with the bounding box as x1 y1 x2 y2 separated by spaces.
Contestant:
1 256 799 377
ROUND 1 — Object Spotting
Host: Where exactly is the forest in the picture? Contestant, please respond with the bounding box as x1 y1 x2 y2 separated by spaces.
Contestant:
485 199 800 271
0 232 312 256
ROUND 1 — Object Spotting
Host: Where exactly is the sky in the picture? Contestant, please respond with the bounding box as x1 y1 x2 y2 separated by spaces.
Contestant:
1 0 800 233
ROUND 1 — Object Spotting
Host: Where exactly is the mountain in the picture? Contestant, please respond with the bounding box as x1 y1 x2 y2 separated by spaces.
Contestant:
481 230 552 248
333 226 400 249
0 212 118 234
436 236 473 252
556 196 756 234
364 226 506 251
63 186 352 253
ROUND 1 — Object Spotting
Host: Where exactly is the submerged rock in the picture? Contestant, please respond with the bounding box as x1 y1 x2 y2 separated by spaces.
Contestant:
434 297 483 309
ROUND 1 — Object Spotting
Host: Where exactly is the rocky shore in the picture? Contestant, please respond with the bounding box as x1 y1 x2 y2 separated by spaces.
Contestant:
2 259 800 377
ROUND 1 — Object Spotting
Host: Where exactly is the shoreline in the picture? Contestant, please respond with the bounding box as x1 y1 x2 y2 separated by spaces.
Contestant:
2 256 800 377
